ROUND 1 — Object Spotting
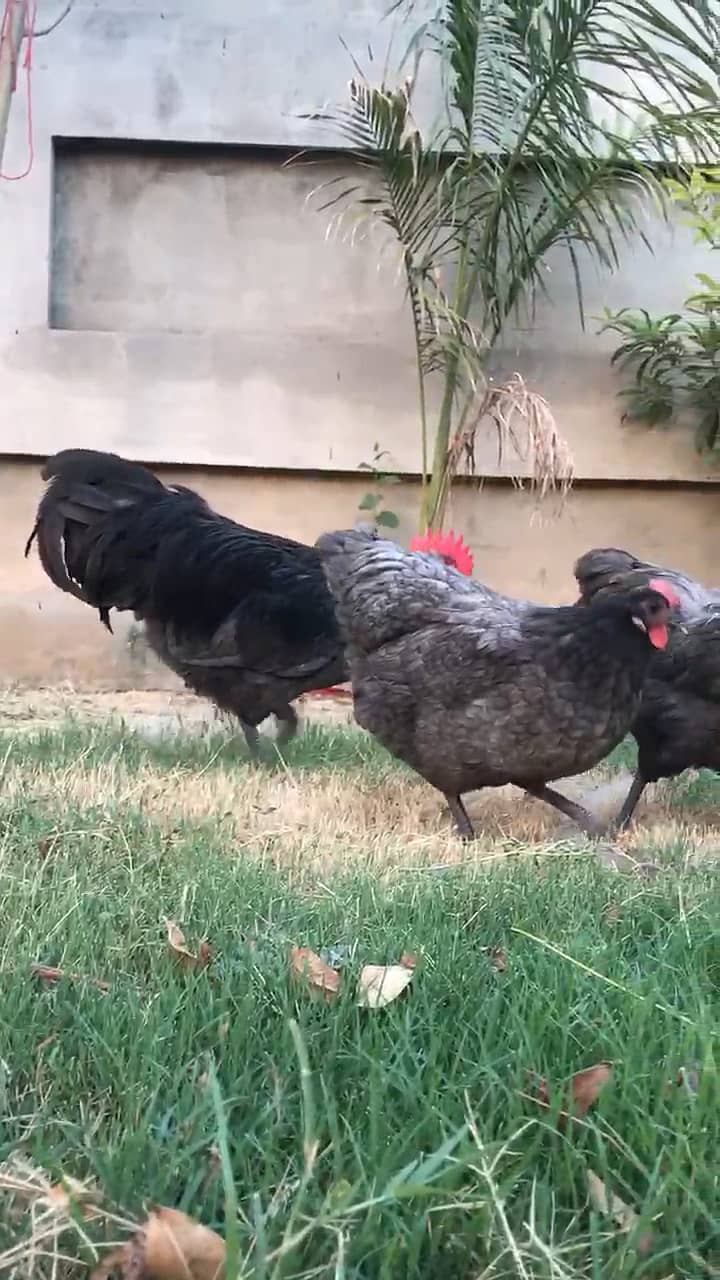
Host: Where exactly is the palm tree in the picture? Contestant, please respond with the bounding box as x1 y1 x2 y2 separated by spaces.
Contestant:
305 0 720 532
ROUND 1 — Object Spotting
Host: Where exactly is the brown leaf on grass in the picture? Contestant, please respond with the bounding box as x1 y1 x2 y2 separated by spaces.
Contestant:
31 964 110 993
357 963 414 1009
587 1171 653 1255
570 1063 613 1114
91 1206 225 1280
45 1174 97 1216
528 1062 612 1126
530 1073 550 1106
289 946 341 1000
165 920 212 972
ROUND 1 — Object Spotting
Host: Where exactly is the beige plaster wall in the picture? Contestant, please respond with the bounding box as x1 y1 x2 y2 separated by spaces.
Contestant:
1 3 718 485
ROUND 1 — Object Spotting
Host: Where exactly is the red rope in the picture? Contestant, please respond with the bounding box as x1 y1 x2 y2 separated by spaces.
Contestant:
0 0 35 181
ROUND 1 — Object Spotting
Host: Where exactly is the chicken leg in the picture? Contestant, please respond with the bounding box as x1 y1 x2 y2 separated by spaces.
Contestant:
445 784 603 842
523 783 605 838
240 721 261 760
275 704 299 747
445 794 475 841
608 771 647 833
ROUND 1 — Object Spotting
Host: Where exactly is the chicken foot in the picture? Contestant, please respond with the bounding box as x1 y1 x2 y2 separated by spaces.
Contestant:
523 783 605 838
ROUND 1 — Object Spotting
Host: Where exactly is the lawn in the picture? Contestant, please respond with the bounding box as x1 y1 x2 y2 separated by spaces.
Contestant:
0 718 718 1278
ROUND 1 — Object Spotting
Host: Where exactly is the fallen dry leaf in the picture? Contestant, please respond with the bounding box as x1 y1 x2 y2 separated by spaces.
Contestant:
45 1175 97 1216
31 964 109 993
91 1206 225 1280
289 946 341 1000
488 947 506 972
399 951 418 970
357 964 414 1009
587 1170 653 1254
165 920 212 972
570 1062 613 1114
529 1062 612 1126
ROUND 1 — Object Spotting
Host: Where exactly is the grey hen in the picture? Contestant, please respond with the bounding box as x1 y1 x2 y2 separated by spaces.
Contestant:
316 528 673 839
575 546 719 829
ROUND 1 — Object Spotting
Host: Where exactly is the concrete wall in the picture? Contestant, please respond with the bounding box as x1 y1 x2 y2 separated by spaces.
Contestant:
0 1 718 686
1 0 718 479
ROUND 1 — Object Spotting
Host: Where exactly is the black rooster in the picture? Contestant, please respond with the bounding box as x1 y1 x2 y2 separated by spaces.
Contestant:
316 527 673 839
575 546 718 830
26 449 348 755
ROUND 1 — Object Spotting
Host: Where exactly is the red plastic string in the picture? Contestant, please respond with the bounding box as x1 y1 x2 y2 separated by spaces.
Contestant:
0 0 36 181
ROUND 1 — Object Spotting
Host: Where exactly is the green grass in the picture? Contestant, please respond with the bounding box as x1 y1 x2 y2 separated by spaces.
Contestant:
0 716 397 776
0 723 719 1278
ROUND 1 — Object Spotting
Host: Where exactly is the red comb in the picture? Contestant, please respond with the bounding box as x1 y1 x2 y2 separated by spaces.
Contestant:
409 529 474 576
648 576 680 607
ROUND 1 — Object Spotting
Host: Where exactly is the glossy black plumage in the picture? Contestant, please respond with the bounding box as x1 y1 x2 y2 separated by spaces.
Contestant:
575 546 720 829
26 449 347 752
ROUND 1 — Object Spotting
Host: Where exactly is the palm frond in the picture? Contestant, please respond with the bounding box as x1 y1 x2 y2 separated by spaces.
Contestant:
304 0 720 528
461 0 720 327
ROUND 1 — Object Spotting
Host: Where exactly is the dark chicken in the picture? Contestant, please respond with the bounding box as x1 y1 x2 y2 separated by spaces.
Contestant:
26 448 347 754
316 527 673 839
575 546 718 829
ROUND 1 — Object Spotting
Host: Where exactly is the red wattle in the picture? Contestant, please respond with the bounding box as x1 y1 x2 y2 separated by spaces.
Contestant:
648 623 668 650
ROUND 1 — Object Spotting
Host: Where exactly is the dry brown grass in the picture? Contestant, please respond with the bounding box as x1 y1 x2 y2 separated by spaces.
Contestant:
1 747 714 880
0 753 549 876
0 1154 135 1278
1 686 717 876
